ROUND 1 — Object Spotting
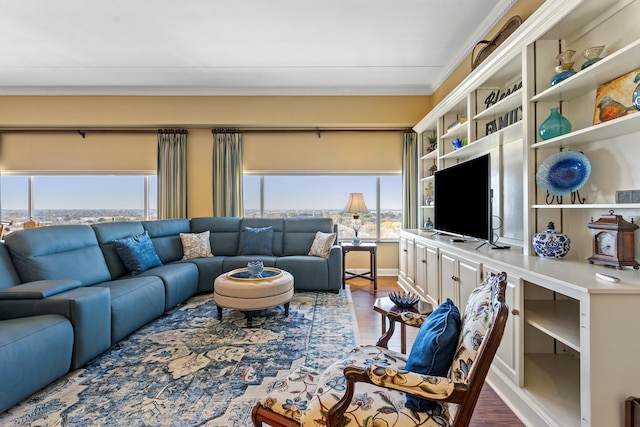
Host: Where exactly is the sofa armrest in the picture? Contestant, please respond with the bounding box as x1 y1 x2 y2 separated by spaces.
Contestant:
0 286 111 369
366 365 456 401
0 280 83 299
327 245 343 290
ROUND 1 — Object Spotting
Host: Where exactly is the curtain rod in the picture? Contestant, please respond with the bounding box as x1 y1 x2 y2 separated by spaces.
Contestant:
232 128 410 134
0 127 413 135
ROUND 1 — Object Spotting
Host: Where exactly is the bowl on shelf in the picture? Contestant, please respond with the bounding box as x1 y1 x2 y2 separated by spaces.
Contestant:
388 291 420 308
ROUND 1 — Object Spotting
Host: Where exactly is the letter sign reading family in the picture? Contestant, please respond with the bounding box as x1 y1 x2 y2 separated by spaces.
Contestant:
485 105 522 135
484 80 523 135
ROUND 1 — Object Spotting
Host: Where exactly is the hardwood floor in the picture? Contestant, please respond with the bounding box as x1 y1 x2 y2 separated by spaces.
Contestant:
347 276 524 427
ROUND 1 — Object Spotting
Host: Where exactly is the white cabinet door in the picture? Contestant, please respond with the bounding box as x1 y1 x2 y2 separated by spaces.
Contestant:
484 265 522 386
415 241 439 306
424 244 439 307
415 241 427 298
458 257 482 308
399 235 415 289
439 251 459 305
439 250 481 308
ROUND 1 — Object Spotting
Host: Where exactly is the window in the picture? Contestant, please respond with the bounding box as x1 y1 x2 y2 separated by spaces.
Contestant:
1 174 157 229
243 174 402 241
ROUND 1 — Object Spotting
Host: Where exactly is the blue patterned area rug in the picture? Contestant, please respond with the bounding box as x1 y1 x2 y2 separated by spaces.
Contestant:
1 289 360 426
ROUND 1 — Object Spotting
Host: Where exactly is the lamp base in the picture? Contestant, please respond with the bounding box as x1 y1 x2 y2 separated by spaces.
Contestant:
351 236 361 246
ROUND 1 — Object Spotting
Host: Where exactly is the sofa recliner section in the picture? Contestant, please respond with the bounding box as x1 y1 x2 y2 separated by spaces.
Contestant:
0 314 73 413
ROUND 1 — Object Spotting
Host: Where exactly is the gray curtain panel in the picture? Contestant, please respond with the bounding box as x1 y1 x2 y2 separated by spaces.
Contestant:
402 131 418 229
212 130 243 217
157 130 187 219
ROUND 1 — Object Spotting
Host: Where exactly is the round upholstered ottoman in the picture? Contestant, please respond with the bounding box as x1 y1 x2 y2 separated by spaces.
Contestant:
213 268 294 327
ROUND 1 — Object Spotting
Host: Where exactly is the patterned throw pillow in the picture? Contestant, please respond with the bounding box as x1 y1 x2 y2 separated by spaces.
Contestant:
450 280 494 383
180 230 214 260
113 231 163 276
308 231 336 258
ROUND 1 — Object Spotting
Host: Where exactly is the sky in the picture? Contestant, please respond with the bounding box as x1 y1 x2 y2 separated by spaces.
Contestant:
1 174 401 211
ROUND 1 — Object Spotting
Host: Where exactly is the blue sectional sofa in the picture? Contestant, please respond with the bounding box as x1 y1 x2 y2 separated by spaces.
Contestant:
0 216 341 413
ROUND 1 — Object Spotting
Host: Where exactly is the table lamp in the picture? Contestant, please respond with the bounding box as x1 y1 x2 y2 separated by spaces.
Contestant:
343 193 369 245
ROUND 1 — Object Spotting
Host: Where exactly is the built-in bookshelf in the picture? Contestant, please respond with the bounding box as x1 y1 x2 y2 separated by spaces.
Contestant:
405 0 640 425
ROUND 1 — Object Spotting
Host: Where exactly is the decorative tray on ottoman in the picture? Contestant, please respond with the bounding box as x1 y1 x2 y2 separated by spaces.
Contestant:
227 267 283 280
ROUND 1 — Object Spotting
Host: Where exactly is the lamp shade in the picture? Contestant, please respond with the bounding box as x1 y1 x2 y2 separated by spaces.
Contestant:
343 193 369 215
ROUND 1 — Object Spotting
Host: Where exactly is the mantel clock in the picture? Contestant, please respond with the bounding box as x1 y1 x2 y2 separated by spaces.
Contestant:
587 210 639 269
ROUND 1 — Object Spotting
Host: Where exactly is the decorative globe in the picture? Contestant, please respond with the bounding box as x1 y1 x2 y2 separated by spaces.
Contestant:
388 291 420 308
532 222 571 258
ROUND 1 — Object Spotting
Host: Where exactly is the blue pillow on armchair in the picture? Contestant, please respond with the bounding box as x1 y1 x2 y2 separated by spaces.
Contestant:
404 298 461 412
240 226 274 255
113 231 163 276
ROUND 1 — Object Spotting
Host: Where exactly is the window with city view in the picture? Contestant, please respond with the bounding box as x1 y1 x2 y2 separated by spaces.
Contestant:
243 174 402 240
0 175 157 231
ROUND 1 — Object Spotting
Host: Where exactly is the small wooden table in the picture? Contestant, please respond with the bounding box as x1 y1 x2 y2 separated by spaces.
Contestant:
342 242 377 290
373 296 433 353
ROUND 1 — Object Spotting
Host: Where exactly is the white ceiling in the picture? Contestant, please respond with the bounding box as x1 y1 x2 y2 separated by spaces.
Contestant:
0 0 515 96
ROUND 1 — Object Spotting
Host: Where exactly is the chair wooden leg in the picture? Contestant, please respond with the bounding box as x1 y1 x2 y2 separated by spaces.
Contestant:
251 402 301 427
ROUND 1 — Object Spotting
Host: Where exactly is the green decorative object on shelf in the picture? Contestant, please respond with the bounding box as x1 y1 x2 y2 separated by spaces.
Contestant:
539 107 572 140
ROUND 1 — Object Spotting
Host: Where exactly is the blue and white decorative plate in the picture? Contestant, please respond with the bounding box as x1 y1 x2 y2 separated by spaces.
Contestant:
536 150 591 196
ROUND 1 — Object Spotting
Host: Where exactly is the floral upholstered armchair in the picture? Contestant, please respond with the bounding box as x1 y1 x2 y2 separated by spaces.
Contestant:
252 271 508 427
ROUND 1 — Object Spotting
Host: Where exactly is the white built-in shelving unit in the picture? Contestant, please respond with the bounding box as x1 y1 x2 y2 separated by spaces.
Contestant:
402 0 640 425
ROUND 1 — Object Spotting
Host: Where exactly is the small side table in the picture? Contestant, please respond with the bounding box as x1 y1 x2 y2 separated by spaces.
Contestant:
373 296 433 353
342 242 377 290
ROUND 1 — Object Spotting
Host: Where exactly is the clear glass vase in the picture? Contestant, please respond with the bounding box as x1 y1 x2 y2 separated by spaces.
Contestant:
539 107 572 140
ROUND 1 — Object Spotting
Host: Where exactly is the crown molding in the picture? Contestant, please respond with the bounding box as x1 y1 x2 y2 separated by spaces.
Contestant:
0 84 433 97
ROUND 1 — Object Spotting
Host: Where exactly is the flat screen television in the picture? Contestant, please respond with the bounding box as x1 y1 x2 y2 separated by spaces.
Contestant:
433 153 492 243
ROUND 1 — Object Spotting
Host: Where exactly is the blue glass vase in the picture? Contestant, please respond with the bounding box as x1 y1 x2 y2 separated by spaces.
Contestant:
551 67 576 85
539 108 572 140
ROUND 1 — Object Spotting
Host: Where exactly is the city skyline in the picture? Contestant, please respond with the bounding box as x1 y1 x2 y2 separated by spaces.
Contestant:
2 175 401 211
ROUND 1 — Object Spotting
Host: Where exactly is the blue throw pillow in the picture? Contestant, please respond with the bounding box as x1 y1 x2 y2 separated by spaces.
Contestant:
240 226 274 255
404 298 461 412
113 231 163 276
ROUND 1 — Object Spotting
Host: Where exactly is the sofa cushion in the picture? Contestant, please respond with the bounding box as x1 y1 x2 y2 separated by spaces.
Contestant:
240 226 274 255
0 315 74 413
180 231 214 259
0 243 21 290
142 219 191 263
308 231 336 258
92 221 146 279
404 298 461 412
4 225 112 286
283 217 334 256
190 216 241 256
113 231 163 276
93 276 165 343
